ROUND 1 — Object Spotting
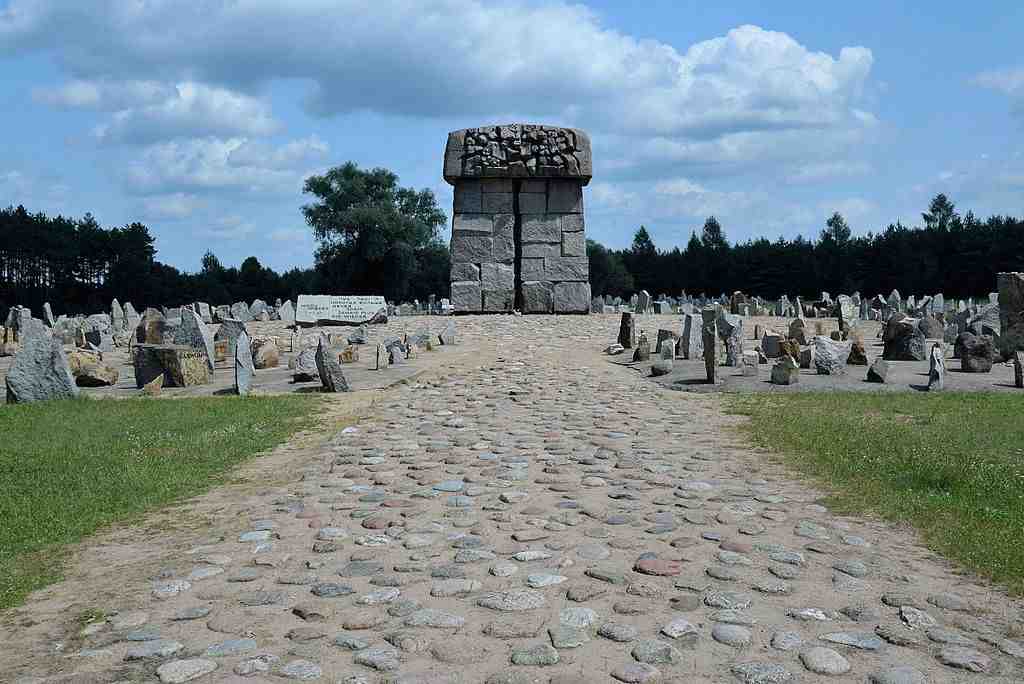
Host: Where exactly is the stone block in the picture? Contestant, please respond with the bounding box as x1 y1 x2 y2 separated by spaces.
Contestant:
522 180 547 193
519 192 547 214
481 263 515 290
560 214 584 233
679 313 702 360
453 181 482 212
544 256 589 282
450 281 482 312
522 215 560 242
482 192 513 213
452 213 493 234
451 234 492 262
998 272 1024 360
522 243 561 258
133 344 210 388
482 289 514 312
522 281 553 313
548 181 583 213
561 230 585 257
493 214 515 262
481 179 514 193
522 258 545 279
451 262 481 282
553 282 591 313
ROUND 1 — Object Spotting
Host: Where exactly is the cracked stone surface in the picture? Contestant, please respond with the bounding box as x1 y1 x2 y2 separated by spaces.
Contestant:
2 314 1023 683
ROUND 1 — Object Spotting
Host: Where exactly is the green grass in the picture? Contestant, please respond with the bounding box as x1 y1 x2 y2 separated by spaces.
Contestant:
729 392 1024 594
0 395 320 610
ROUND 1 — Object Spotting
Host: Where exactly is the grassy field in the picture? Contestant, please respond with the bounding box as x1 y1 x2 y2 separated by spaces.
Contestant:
729 392 1024 594
0 395 320 610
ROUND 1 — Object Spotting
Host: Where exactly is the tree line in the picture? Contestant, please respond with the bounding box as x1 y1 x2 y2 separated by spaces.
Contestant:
3 160 1022 320
588 194 1024 301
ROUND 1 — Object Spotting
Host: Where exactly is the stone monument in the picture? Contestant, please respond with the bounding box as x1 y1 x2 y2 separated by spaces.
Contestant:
443 123 592 314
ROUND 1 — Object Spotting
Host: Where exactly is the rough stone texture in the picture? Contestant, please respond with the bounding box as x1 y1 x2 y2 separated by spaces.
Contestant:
702 307 717 383
883 315 926 361
214 318 247 361
813 336 850 374
716 310 744 366
67 351 118 387
867 358 890 383
679 313 703 360
522 281 553 314
5 333 79 403
770 355 800 385
617 312 636 349
133 344 211 388
957 332 995 373
445 124 591 313
553 282 591 314
173 307 215 372
998 272 1024 360
927 343 945 391
315 335 350 392
235 330 254 396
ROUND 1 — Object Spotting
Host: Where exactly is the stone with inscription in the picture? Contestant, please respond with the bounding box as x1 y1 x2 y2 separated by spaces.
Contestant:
295 295 387 326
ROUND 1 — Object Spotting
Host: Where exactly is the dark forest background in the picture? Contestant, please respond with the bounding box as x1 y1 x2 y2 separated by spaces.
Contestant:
2 159 1023 317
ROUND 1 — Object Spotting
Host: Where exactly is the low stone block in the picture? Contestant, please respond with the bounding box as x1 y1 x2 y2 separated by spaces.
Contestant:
561 230 586 257
451 234 492 263
450 262 480 282
522 243 561 258
452 213 492 234
544 256 589 281
522 215 561 243
561 214 585 233
480 263 515 290
482 289 514 312
522 281 553 314
450 281 482 312
453 181 481 212
134 344 210 388
519 192 547 214
521 258 545 279
553 282 591 314
482 192 513 213
548 181 583 213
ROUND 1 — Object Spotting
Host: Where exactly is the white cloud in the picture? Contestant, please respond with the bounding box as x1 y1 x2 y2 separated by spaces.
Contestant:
200 215 256 240
125 136 316 196
228 135 328 170
4 4 875 172
786 160 872 183
89 82 278 144
32 79 173 110
137 192 206 220
973 67 1024 96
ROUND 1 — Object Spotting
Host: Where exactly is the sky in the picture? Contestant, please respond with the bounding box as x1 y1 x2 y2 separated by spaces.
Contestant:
1 0 1022 273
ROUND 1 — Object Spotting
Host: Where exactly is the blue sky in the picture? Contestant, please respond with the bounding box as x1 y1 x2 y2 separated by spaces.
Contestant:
1 1 1022 273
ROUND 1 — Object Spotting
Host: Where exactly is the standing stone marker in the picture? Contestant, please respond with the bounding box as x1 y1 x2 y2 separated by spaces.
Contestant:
5 333 79 403
174 307 216 372
295 295 387 326
701 307 717 384
679 313 703 360
235 330 254 396
998 272 1024 360
617 312 636 349
315 335 350 392
444 123 592 314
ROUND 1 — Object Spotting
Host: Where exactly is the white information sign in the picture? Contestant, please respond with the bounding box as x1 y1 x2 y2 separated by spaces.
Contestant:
295 295 388 326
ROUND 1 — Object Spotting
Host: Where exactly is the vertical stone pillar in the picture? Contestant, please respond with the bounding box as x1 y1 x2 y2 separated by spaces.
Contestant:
444 124 592 314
